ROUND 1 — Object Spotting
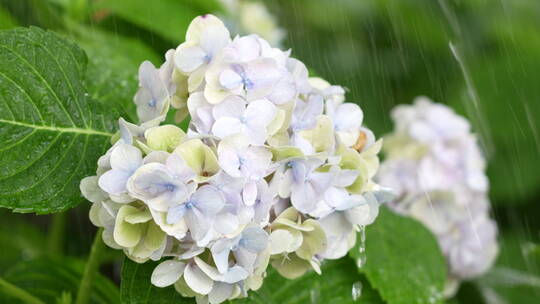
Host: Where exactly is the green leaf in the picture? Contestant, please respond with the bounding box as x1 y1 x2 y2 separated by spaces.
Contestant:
0 257 119 304
0 210 47 273
0 6 18 29
235 257 383 304
0 27 116 214
94 0 223 43
121 257 383 304
71 25 161 122
121 258 193 304
350 206 447 304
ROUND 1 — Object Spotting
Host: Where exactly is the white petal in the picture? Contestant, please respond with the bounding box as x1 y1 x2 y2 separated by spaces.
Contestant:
213 212 239 235
241 226 268 253
221 266 248 283
218 146 241 178
212 96 246 120
244 123 267 146
212 245 232 274
200 25 231 56
138 61 157 87
223 35 260 62
186 208 212 242
212 117 243 139
184 264 214 295
143 151 170 164
269 229 301 254
242 147 272 179
245 99 277 126
80 176 107 203
291 184 318 213
186 14 226 42
208 282 233 304
110 144 142 173
175 43 206 73
334 169 359 187
151 260 186 287
166 154 196 181
193 185 225 215
334 103 363 131
166 204 187 224
219 69 243 90
98 169 131 195
242 181 257 206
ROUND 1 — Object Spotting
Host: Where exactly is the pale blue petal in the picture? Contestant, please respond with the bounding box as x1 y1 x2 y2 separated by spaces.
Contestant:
192 185 226 215
98 169 131 195
167 204 187 224
240 226 268 253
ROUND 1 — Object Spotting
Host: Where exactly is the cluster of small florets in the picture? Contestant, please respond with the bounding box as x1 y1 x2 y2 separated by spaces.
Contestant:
377 97 498 295
80 14 389 304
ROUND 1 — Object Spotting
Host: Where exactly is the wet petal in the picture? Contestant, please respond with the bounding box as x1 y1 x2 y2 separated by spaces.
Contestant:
193 185 225 215
245 99 277 126
110 144 142 172
241 226 268 253
175 43 206 73
184 263 213 295
98 169 131 195
212 96 246 120
113 205 143 248
80 176 108 203
208 282 233 304
151 260 187 287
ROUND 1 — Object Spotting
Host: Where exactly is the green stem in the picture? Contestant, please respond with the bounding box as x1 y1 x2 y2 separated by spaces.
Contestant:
47 212 67 256
0 277 45 304
75 228 104 304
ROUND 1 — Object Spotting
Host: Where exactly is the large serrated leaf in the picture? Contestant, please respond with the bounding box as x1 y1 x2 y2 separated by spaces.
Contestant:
121 258 193 304
350 207 447 304
234 257 383 304
121 257 383 304
0 27 116 214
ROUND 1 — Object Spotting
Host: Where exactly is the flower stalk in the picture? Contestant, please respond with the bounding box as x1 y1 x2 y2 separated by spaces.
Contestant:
75 228 105 304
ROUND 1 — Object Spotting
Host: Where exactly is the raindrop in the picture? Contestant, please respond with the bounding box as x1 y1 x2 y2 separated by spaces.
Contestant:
356 225 367 268
310 281 320 304
356 254 367 268
352 281 362 301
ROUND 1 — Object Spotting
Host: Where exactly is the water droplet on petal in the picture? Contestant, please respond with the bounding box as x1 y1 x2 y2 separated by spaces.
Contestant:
352 281 363 301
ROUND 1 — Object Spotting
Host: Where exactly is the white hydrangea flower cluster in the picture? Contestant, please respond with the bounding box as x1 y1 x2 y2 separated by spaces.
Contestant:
377 97 498 295
80 14 389 304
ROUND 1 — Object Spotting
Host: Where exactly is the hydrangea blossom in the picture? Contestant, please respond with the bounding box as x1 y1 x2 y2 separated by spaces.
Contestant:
80 14 388 304
376 97 498 296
